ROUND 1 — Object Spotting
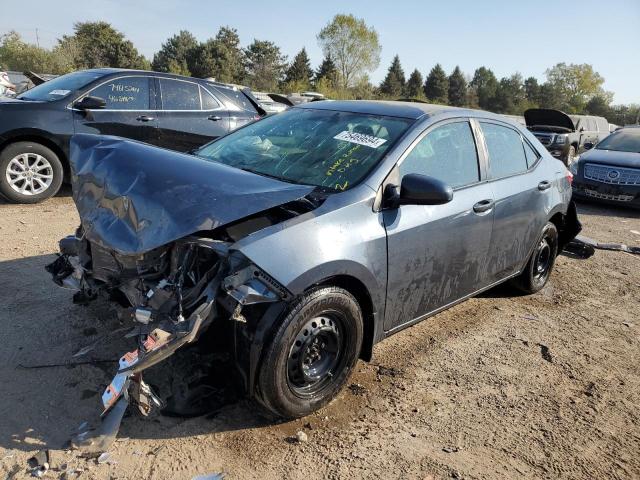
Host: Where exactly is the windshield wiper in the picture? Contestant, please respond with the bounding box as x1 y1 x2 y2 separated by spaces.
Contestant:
238 167 303 185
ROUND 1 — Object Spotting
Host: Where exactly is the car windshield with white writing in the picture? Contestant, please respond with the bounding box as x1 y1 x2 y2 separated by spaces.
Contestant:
195 108 413 191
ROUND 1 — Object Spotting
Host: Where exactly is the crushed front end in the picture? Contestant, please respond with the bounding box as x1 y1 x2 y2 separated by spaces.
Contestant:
46 230 285 452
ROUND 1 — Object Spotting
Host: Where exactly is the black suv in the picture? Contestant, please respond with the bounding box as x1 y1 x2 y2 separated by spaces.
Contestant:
525 109 610 166
0 69 264 203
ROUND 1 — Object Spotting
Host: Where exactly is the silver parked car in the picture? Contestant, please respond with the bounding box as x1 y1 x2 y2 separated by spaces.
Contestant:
47 101 581 448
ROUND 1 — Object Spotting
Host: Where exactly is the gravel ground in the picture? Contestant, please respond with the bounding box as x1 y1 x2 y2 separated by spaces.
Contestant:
0 189 639 480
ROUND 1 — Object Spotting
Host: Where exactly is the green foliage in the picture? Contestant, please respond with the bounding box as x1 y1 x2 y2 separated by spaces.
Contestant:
493 74 526 114
244 40 287 92
470 67 498 111
189 27 245 82
284 48 313 88
447 66 467 107
523 76 541 106
379 55 405 98
58 22 149 70
423 63 448 104
544 62 609 113
317 14 381 89
405 69 424 99
314 54 339 89
152 30 198 75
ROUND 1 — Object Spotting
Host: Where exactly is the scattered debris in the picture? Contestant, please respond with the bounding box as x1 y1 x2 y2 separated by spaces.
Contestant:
377 365 401 377
538 344 553 363
27 450 50 477
97 452 115 464
348 383 366 396
192 473 225 480
623 322 634 328
584 382 598 398
630 230 640 236
295 430 308 443
522 313 537 321
443 446 459 453
564 235 640 259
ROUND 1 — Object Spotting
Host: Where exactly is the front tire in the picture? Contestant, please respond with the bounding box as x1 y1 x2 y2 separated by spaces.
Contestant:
511 222 558 294
0 141 64 204
256 286 363 419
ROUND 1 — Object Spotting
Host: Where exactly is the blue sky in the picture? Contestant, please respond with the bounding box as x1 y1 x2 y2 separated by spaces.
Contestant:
2 0 639 103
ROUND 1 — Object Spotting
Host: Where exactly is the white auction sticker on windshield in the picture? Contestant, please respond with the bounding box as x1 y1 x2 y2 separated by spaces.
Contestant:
334 131 387 148
49 89 70 96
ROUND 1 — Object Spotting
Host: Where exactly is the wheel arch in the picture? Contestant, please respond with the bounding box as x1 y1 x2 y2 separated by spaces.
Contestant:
0 131 69 179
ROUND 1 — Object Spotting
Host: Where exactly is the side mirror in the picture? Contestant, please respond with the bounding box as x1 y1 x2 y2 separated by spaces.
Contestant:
583 142 594 150
73 96 106 110
398 174 453 206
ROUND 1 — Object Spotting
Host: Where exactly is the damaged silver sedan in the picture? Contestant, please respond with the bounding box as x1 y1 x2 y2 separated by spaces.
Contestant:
47 101 581 448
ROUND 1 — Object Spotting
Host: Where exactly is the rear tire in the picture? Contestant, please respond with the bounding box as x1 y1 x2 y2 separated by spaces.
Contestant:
511 222 558 294
255 286 363 419
0 141 63 204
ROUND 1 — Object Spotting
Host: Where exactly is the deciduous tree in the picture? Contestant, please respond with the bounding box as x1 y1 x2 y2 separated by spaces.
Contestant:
317 14 381 89
470 66 498 111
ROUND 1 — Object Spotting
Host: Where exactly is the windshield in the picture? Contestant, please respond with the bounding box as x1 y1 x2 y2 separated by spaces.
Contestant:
595 131 640 154
195 108 413 191
17 71 104 101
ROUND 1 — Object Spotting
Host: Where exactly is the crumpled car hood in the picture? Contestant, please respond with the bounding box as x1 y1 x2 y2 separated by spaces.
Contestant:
69 134 315 255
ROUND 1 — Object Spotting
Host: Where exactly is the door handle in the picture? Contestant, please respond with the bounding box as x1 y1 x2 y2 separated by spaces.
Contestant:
136 115 155 122
538 180 551 191
473 199 494 213
208 115 222 121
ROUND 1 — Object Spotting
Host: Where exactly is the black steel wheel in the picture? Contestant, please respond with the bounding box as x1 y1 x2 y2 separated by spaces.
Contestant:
511 221 558 294
256 286 363 419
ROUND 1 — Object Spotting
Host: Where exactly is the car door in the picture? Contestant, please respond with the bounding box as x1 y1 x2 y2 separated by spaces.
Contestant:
155 78 230 152
383 119 495 332
478 120 548 283
73 75 158 144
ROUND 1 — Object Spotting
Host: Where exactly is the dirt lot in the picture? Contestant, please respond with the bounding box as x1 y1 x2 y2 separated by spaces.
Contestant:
0 189 639 480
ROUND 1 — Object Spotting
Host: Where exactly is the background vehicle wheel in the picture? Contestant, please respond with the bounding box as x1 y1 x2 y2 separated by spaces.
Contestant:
565 145 577 166
511 222 558 294
256 286 363 419
0 142 64 204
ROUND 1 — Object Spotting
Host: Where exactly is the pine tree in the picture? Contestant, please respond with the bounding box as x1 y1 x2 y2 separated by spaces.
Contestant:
423 63 448 104
405 69 424 98
448 66 467 106
314 54 338 87
379 54 405 97
284 48 313 86
470 67 498 111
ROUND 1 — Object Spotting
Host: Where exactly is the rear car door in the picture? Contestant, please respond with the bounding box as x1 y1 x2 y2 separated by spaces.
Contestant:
73 75 157 144
155 78 230 152
383 119 495 331
478 120 548 283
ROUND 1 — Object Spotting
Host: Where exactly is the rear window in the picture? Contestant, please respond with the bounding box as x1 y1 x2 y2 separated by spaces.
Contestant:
481 122 528 178
160 79 200 110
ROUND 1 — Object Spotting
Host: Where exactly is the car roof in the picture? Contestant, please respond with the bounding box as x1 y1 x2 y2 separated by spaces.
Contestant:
81 68 236 90
296 100 507 121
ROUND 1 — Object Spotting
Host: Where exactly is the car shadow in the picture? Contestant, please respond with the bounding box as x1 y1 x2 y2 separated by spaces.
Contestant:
0 184 72 205
0 254 278 453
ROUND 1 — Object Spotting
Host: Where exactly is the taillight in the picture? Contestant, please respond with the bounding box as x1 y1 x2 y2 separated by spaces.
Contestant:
566 171 574 185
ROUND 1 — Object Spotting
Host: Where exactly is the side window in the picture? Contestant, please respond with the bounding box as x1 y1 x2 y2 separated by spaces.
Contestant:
89 77 150 110
159 79 200 110
523 140 540 168
399 121 480 188
480 122 528 178
200 86 220 110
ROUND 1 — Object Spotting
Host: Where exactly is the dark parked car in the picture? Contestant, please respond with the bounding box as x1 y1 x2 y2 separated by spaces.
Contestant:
47 101 580 445
0 68 263 203
571 127 640 208
525 109 610 166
